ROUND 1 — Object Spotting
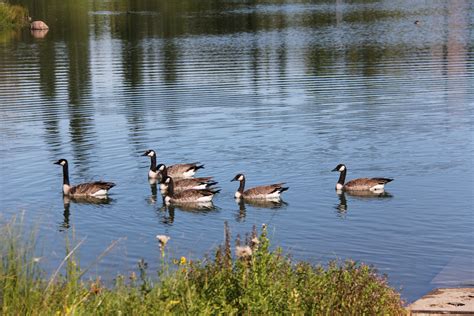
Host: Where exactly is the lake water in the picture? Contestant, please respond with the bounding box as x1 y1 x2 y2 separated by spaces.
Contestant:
1 0 473 302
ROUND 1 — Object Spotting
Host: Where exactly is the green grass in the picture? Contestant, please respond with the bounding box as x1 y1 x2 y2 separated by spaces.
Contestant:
0 2 28 30
1 216 406 315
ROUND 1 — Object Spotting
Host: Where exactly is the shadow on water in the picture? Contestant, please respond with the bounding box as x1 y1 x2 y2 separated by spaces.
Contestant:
235 199 288 222
335 191 393 218
60 195 114 232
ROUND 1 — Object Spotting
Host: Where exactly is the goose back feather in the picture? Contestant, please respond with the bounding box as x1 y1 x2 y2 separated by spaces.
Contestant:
160 177 217 193
161 163 204 179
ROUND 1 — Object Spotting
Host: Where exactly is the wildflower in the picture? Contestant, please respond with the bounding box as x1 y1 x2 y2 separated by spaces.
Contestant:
156 234 170 250
167 300 180 308
251 237 259 245
235 245 253 259
33 257 41 263
180 256 187 265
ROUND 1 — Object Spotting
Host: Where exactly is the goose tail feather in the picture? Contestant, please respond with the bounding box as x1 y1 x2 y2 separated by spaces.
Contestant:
279 187 289 193
195 164 205 171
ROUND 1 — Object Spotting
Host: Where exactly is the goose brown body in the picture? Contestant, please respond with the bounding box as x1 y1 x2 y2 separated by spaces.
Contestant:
160 163 204 179
160 176 217 194
67 182 116 196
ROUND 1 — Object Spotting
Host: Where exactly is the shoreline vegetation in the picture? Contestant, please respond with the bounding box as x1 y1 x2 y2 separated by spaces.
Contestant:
0 2 28 30
1 216 405 314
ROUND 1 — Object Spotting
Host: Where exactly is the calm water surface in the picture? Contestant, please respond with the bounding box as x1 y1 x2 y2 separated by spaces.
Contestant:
1 0 473 302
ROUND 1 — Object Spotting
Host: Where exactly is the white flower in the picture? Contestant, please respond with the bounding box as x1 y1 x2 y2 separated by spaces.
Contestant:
235 245 253 259
33 257 41 263
156 235 170 248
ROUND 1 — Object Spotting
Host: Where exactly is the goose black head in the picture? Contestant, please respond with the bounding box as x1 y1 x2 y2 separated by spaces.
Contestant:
231 173 245 182
157 164 166 171
142 149 156 157
332 164 346 172
163 176 172 184
54 159 68 166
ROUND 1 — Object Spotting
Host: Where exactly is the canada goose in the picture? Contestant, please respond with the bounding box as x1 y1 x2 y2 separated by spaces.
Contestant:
142 149 204 179
159 176 218 194
331 164 393 192
54 159 115 197
162 176 220 204
231 173 289 200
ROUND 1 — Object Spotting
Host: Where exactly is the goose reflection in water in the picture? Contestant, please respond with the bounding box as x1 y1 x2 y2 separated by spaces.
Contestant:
236 198 287 222
157 201 217 224
147 180 158 205
164 201 217 213
335 191 393 218
61 195 113 231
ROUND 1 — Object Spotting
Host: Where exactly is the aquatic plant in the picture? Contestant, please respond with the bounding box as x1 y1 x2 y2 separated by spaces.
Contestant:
0 216 405 314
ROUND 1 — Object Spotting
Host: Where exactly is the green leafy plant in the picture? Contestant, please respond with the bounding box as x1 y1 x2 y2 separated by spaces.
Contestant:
1 215 406 315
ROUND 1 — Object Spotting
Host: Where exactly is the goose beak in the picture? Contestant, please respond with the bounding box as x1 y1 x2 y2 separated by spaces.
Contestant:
331 167 338 172
141 152 148 156
54 161 60 165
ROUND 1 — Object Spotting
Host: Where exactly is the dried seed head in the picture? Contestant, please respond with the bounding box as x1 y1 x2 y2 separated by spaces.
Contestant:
251 237 259 245
235 245 253 259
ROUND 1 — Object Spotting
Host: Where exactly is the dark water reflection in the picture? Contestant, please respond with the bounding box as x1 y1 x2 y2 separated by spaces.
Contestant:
1 0 473 302
335 191 393 218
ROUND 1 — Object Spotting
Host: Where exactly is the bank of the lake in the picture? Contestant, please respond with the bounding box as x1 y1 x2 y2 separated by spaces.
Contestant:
1 217 404 315
0 2 28 30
